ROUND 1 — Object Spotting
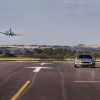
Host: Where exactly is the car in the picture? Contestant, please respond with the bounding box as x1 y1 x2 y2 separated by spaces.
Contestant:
74 55 95 68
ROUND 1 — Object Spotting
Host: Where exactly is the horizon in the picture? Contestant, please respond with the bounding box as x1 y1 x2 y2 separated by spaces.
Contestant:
0 43 99 47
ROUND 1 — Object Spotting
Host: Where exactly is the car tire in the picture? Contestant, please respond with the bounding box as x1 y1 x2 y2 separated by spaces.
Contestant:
74 64 79 68
91 65 95 68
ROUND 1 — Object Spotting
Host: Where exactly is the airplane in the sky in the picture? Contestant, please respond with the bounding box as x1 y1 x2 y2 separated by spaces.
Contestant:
0 28 22 36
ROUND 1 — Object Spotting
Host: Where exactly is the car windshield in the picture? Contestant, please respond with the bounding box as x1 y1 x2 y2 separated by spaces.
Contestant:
78 55 92 59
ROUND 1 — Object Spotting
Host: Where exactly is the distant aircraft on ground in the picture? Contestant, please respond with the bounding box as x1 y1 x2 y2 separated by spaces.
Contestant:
0 28 22 36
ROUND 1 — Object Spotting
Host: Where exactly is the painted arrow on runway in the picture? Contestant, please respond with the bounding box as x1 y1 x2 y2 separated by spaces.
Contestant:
25 67 53 72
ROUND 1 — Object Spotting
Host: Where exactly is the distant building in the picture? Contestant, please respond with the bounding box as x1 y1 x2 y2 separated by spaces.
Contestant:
77 44 85 48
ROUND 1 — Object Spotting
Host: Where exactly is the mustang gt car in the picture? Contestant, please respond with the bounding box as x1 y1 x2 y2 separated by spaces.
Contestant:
74 55 95 68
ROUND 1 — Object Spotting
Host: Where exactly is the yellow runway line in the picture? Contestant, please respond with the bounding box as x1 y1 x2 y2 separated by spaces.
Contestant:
11 81 30 100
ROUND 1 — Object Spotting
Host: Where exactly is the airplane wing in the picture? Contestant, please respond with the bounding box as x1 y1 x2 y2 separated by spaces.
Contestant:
0 32 3 33
0 31 23 36
0 32 6 34
0 32 10 36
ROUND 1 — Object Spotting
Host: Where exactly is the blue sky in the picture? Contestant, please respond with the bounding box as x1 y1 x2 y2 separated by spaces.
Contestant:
0 0 100 45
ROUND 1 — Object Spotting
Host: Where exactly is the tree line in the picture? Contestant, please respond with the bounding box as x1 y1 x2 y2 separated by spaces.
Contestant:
1 48 100 59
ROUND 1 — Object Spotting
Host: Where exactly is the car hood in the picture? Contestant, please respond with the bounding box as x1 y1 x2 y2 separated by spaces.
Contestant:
79 58 93 62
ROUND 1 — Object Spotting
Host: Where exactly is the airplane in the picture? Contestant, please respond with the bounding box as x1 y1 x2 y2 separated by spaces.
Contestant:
0 28 22 36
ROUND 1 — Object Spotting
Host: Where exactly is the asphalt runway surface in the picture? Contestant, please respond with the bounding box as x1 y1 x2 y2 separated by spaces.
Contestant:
0 61 100 100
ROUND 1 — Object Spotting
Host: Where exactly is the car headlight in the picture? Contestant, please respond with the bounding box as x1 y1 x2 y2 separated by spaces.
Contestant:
91 60 95 64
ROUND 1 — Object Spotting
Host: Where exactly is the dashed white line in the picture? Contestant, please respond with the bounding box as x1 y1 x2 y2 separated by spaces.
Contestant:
74 81 100 83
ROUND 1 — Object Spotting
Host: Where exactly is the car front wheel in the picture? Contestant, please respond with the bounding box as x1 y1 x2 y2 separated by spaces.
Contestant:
91 65 95 68
74 64 80 68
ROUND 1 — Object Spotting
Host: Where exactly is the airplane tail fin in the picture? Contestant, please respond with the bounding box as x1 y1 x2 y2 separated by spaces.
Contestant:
10 28 11 32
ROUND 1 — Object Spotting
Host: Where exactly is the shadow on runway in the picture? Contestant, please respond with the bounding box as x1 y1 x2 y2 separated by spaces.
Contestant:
74 66 100 68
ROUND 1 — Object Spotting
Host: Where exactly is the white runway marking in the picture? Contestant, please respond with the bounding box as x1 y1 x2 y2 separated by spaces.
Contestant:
26 67 53 72
74 81 100 83
40 63 45 65
40 63 52 65
15 61 39 62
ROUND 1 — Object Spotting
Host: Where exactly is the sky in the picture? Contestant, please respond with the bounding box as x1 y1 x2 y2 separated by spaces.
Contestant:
0 0 100 46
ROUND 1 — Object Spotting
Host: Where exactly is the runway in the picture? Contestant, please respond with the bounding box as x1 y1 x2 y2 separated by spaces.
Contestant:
0 61 100 100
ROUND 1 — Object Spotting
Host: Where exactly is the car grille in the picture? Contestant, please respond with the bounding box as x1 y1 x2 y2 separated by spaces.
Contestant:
81 62 90 63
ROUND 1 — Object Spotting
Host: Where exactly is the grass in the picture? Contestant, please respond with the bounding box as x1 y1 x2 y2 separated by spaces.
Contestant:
0 57 100 62
0 57 40 61
0 57 75 61
0 57 57 61
95 59 100 62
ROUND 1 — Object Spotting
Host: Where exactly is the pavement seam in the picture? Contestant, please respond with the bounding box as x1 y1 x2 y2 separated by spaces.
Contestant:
57 68 67 100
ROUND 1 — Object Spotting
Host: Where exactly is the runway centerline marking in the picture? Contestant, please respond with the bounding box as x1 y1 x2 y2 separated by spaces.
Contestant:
11 81 30 100
74 81 100 83
25 67 53 72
